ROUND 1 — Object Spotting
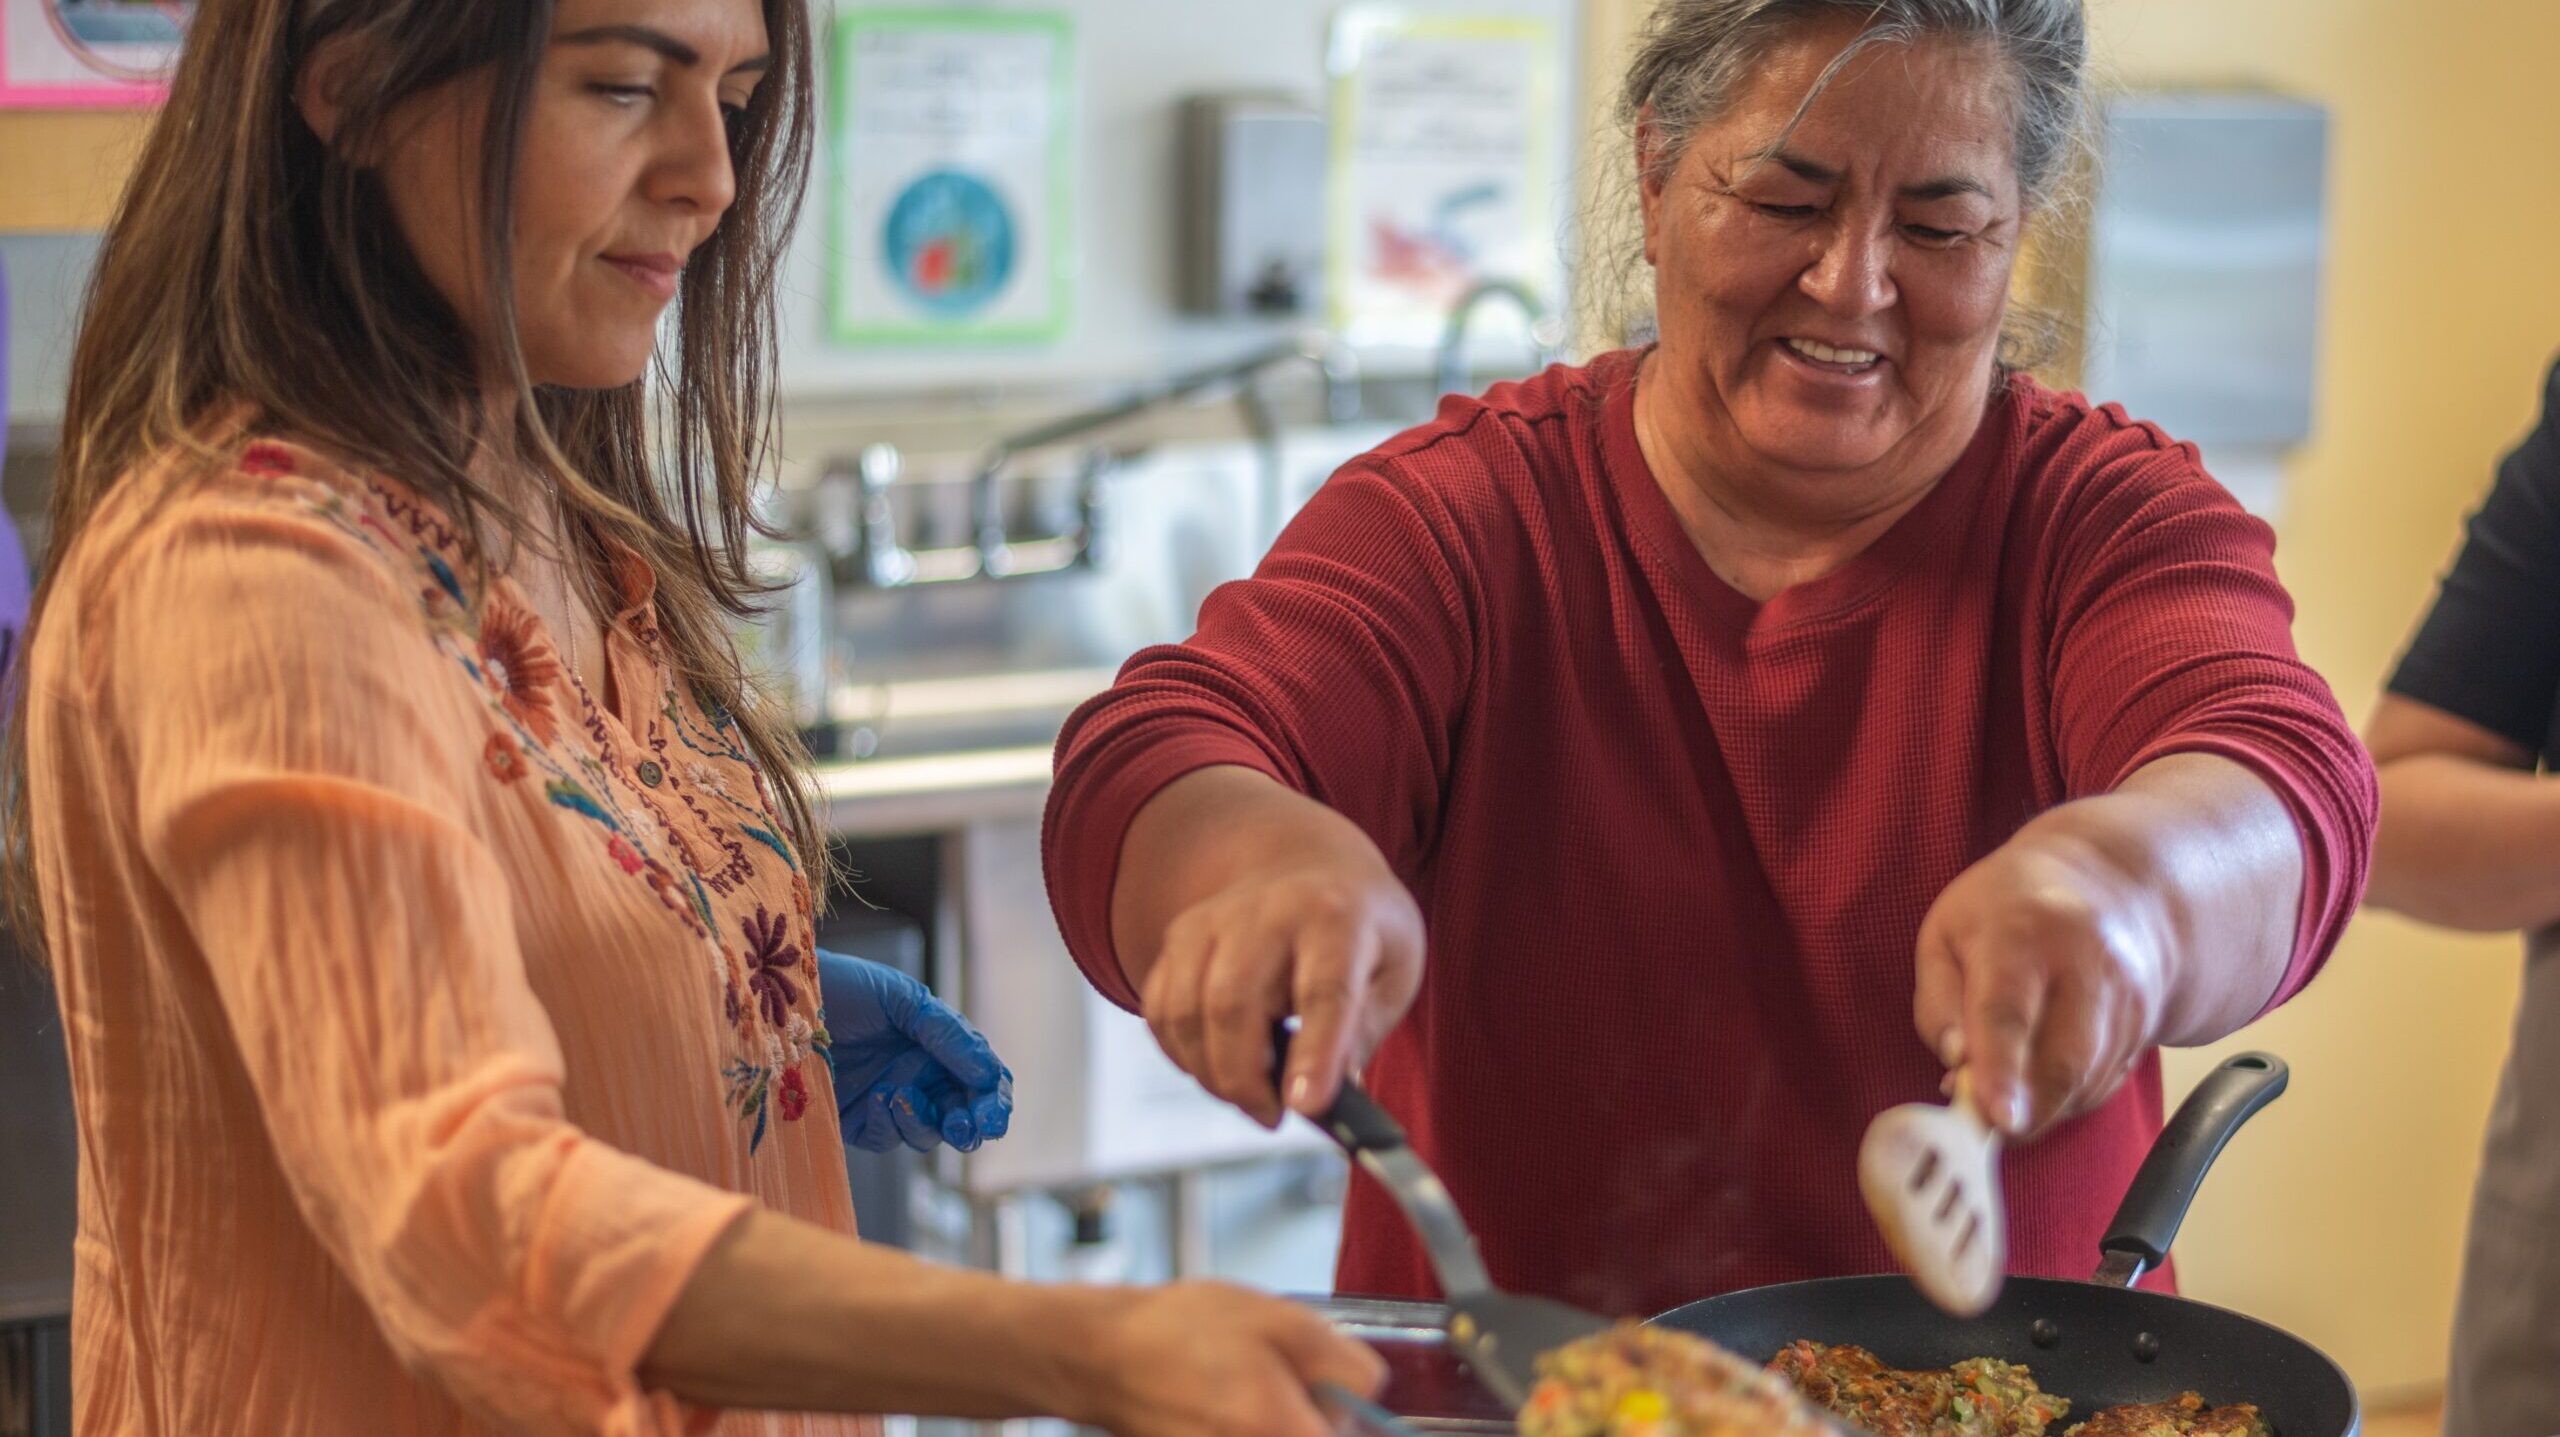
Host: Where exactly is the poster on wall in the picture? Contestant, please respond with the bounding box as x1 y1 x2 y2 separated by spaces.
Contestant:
828 8 1073 347
1 0 190 108
1326 8 1560 347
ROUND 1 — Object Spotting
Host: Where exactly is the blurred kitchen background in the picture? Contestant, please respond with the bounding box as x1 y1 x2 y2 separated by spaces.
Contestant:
6 1 2560 1434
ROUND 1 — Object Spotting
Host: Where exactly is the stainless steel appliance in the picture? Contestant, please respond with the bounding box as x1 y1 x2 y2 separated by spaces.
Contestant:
0 950 75 1437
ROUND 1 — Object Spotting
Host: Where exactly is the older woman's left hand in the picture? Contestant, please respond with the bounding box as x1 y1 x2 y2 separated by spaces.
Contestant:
816 947 1014 1154
1912 754 2309 1142
1909 824 2175 1141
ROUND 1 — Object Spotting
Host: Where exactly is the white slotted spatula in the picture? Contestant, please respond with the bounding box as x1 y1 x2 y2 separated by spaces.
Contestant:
1858 1068 2005 1316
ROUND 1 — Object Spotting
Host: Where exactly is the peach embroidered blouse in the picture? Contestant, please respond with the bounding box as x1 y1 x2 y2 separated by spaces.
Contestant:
27 434 868 1436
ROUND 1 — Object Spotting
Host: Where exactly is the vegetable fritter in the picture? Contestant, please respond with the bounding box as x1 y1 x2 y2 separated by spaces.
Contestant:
1519 1324 1843 1437
1767 1340 2272 1437
1766 1340 2072 1437
2061 1392 2272 1437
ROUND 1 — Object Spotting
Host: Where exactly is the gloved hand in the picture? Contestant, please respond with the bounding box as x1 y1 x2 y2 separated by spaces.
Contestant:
816 947 1013 1154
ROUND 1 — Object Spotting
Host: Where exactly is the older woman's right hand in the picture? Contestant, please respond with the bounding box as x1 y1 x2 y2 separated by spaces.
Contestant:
1073 1281 1389 1437
1140 854 1428 1128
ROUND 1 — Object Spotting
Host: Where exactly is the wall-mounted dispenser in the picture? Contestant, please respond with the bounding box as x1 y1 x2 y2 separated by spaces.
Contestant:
1175 94 1328 318
2081 91 2331 517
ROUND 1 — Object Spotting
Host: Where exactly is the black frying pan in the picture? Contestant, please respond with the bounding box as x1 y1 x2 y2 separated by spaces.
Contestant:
1651 1053 2359 1437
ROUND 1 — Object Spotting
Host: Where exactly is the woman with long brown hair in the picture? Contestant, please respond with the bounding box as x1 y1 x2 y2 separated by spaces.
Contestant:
12 1 1380 1434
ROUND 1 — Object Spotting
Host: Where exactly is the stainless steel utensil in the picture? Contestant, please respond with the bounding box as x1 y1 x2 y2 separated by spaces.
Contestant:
1271 1023 1611 1409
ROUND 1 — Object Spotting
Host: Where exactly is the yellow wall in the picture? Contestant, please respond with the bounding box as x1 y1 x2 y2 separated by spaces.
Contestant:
2103 0 2560 1401
1576 0 2560 1399
0 110 150 232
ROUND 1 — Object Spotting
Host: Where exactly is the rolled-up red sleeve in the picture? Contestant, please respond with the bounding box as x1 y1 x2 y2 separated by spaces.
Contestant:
2040 441 2379 1011
1043 459 1481 1009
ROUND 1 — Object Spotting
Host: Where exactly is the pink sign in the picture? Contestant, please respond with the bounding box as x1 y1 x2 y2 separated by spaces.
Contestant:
0 0 189 109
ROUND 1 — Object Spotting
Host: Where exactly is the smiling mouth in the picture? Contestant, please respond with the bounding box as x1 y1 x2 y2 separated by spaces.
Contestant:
601 253 681 300
1781 337 1885 374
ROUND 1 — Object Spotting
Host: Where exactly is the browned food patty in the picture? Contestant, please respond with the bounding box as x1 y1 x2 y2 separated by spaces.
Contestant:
1518 1323 1843 1437
2063 1393 2273 1437
1766 1341 2072 1437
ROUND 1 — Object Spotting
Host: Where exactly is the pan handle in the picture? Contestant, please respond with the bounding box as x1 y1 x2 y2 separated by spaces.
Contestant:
2092 1051 2289 1288
1272 1021 1496 1301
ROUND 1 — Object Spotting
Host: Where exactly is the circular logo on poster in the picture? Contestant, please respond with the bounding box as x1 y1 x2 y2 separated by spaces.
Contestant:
881 170 1015 318
43 0 191 83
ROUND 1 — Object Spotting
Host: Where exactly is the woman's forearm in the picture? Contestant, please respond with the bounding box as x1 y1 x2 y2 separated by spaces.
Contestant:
641 1208 1100 1419
2030 752 2305 1048
1109 764 1396 992
2369 754 2560 931
642 1208 1386 1431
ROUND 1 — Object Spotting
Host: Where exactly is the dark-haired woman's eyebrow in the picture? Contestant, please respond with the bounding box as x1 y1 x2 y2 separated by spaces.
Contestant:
556 24 770 76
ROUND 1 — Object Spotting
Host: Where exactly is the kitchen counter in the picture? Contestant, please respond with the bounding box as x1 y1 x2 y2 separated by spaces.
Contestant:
811 668 1103 839
815 744 1055 839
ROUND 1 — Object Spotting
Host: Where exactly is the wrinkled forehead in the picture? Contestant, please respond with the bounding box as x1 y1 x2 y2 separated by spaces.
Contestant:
1694 23 2023 192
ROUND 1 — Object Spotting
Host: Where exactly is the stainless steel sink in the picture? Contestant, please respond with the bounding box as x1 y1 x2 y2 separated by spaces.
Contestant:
828 666 1115 763
789 443 1265 836
809 427 1388 761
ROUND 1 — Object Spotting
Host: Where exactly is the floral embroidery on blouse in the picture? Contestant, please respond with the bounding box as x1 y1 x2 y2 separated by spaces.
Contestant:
474 594 564 745
239 441 297 478
740 907 803 1028
606 834 645 875
483 732 527 783
776 1063 811 1122
263 438 827 1154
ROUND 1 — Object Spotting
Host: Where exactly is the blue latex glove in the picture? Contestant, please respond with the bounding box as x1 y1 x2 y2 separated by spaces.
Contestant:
816 947 1012 1154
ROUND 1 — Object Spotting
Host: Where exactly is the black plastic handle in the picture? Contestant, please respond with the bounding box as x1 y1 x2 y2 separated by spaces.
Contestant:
1270 1021 1498 1301
1272 1019 1410 1156
2096 1051 2289 1283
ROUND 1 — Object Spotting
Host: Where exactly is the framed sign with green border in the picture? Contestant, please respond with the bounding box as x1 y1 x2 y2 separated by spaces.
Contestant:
826 8 1074 346
1325 8 1559 346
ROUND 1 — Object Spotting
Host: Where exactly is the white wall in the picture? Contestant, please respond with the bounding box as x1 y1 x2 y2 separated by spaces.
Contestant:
773 0 1583 403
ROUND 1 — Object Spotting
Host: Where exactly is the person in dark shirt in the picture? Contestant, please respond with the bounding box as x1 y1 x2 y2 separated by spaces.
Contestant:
2367 359 2560 1437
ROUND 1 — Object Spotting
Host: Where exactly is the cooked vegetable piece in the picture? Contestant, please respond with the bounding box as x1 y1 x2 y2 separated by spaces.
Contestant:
1519 1324 1843 1437
2061 1392 2272 1437
1766 1339 2267 1437
1766 1340 2071 1437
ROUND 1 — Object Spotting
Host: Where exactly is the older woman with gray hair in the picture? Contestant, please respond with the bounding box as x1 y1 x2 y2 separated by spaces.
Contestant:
1046 0 2377 1315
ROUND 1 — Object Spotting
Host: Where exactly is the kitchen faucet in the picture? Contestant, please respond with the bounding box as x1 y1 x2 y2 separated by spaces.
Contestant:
1236 330 1361 542
845 443 918 589
1435 278 1565 400
826 330 1361 592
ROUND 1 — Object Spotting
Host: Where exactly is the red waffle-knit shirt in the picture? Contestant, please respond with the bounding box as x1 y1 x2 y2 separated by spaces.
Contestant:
1043 349 2374 1317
